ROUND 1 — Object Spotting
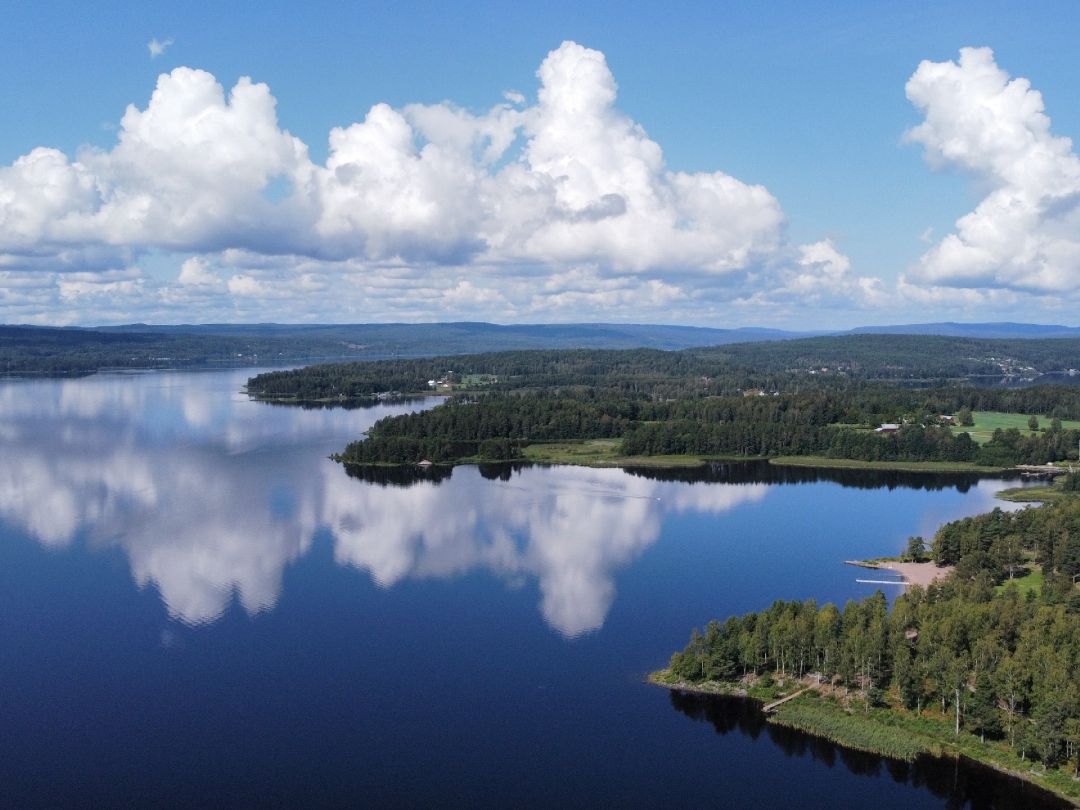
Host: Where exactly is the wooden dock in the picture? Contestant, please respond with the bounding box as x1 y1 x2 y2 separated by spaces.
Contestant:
1016 464 1068 478
762 687 812 713
856 579 906 586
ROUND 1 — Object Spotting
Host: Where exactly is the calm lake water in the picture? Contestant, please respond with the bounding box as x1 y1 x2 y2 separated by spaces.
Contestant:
0 369 1066 808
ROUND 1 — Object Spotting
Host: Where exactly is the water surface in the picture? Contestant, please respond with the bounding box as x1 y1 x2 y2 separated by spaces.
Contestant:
0 370 1064 807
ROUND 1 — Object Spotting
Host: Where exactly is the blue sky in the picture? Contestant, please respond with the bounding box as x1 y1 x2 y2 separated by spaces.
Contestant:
3 1 1079 327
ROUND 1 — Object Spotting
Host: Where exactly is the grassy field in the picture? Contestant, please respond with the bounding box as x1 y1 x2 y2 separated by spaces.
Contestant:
460 373 497 387
769 456 1005 473
521 440 751 468
950 411 1080 445
522 439 623 465
996 565 1044 597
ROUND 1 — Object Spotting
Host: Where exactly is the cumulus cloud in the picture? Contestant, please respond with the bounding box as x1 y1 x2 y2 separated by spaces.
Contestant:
903 47 1080 298
0 68 310 262
0 41 876 323
787 240 888 307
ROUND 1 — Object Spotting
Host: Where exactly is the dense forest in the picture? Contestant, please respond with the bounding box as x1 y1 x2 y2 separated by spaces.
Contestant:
333 386 1080 467
667 487 1080 776
249 335 1080 400
249 335 1080 469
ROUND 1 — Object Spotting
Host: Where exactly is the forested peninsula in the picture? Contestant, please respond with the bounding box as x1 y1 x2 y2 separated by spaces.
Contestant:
245 335 1080 471
656 475 1080 805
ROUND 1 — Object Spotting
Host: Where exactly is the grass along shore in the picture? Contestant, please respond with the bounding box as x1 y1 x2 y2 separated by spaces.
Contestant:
998 485 1070 503
769 456 1006 473
650 669 1079 805
337 442 1014 472
521 440 753 468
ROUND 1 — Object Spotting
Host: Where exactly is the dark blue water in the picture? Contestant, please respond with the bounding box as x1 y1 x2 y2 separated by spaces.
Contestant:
0 370 1065 808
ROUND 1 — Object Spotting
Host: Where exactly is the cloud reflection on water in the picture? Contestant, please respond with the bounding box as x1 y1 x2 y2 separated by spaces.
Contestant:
324 464 768 635
0 371 769 636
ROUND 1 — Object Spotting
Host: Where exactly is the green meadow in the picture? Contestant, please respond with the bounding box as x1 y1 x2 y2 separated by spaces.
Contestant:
950 411 1080 445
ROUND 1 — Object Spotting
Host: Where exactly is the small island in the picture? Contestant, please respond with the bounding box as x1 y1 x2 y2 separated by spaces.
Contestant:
653 474 1080 806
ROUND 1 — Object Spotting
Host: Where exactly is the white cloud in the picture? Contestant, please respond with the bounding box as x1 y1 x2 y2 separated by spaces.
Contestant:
148 37 174 59
177 256 223 288
903 47 1080 299
787 239 887 307
0 41 875 324
228 273 274 297
488 42 785 273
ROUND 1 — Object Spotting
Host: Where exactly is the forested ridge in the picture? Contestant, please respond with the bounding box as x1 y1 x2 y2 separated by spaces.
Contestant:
0 321 817 374
665 484 1080 789
249 334 1080 399
0 325 374 373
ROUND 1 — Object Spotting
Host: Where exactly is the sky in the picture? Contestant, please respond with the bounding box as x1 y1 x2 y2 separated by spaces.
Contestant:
3 0 1080 329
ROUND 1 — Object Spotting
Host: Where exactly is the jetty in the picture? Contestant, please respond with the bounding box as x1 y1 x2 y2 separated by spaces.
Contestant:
856 579 906 586
763 687 812 713
1016 464 1068 479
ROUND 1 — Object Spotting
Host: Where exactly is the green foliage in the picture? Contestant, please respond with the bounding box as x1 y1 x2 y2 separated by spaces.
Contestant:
247 338 1080 467
770 698 929 761
335 386 1080 466
670 496 1080 773
904 536 928 563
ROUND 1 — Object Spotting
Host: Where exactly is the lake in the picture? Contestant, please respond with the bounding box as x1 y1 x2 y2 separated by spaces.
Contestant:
0 369 1066 808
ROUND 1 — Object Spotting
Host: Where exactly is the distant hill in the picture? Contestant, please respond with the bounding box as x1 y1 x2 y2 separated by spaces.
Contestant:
4 320 1080 375
849 322 1080 339
89 319 1080 343
0 322 819 374
86 321 819 351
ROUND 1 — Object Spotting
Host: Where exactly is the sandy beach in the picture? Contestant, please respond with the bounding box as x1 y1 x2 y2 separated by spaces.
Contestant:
879 561 954 588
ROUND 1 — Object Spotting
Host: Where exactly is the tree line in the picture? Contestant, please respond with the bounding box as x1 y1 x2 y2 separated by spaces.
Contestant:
668 490 1080 771
248 335 1080 403
334 387 1080 467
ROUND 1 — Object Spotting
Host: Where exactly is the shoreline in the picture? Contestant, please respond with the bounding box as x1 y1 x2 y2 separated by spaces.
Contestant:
334 443 1024 474
843 559 954 588
647 671 1077 806
769 455 1007 474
